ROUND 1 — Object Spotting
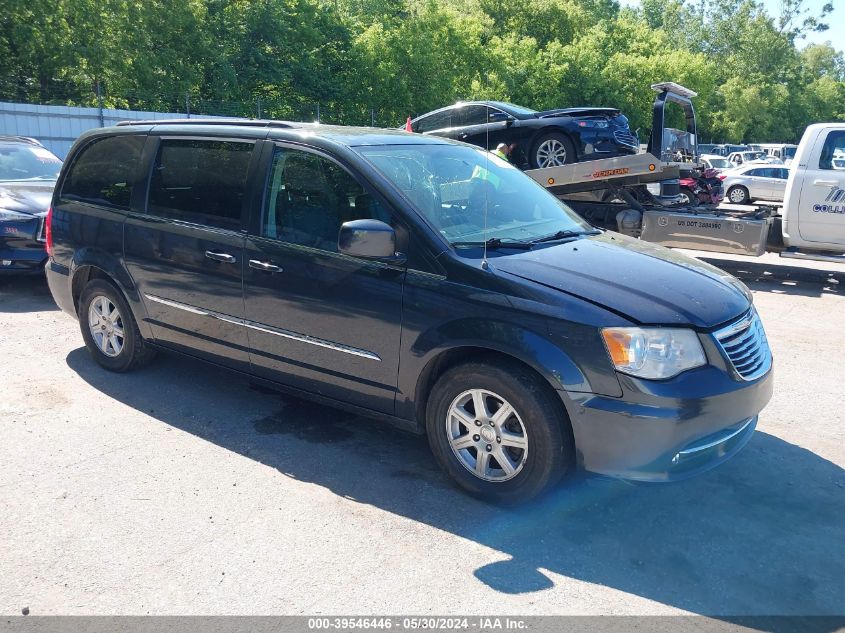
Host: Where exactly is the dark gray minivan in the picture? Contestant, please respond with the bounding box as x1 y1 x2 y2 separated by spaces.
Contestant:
45 120 773 502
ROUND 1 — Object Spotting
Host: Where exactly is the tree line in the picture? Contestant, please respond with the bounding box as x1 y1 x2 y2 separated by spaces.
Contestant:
1 0 842 142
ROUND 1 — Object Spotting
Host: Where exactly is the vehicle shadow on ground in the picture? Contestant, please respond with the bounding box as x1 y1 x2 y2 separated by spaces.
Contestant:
701 258 842 298
66 348 845 622
0 275 58 312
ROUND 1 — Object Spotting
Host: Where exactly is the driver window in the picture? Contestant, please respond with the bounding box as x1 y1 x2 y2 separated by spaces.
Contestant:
262 147 391 251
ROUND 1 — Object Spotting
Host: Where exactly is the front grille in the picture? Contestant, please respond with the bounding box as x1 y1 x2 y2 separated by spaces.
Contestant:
613 130 638 147
714 309 772 381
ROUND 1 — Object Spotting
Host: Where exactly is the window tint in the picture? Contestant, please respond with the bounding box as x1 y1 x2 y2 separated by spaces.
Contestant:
414 110 457 133
147 139 253 229
745 168 761 177
62 135 144 208
262 146 391 251
457 105 490 126
819 131 845 170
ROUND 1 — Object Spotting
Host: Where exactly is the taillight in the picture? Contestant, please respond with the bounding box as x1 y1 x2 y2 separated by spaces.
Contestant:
718 174 727 181
45 206 53 258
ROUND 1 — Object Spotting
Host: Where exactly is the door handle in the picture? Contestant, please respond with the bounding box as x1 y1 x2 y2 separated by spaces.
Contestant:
205 251 237 264
248 259 282 273
814 179 838 187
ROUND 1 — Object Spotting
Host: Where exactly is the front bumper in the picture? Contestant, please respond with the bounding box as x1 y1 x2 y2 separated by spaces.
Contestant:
561 364 773 481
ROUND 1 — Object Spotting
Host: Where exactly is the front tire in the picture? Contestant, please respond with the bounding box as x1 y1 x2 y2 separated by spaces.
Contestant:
426 361 572 503
531 132 575 169
679 188 698 206
79 279 156 372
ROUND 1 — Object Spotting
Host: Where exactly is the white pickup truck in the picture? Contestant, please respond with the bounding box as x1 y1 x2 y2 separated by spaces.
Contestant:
778 123 845 264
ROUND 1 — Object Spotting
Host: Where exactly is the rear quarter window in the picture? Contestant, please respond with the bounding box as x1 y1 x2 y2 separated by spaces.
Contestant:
61 135 145 209
414 110 457 133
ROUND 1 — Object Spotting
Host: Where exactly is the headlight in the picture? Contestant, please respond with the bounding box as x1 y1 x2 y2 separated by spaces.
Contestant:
0 208 32 222
601 327 706 379
577 119 609 128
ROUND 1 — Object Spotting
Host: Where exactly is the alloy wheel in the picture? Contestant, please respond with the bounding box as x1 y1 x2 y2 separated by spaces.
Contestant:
536 139 568 168
87 295 125 358
446 389 528 482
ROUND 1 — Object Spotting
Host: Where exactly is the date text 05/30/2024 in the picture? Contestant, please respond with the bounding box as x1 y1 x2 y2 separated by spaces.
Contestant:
307 617 528 630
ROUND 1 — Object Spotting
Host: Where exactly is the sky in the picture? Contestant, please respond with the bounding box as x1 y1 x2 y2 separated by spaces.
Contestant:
619 0 844 52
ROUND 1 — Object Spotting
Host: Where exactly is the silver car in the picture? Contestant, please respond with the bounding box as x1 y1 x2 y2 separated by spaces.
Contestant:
722 165 790 204
727 151 783 167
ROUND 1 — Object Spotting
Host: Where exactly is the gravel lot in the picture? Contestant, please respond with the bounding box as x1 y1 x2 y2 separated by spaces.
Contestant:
1 252 843 617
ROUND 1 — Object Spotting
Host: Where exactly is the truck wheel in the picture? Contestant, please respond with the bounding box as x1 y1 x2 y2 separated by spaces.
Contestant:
679 188 698 206
79 279 156 372
426 361 573 503
727 185 750 204
531 133 575 169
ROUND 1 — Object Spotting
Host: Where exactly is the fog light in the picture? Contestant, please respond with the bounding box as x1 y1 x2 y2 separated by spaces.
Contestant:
1 260 12 266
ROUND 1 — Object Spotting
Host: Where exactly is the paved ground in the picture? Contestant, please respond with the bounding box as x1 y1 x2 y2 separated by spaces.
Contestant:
0 252 843 617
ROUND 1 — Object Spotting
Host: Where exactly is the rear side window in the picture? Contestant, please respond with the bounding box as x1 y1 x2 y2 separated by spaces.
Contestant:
414 110 456 133
147 139 254 230
62 135 145 208
819 131 845 170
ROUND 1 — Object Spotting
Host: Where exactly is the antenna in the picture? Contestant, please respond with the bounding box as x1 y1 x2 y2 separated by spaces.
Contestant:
481 103 490 270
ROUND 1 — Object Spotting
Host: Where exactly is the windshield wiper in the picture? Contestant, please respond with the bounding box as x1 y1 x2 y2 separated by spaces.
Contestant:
530 229 601 244
451 237 533 250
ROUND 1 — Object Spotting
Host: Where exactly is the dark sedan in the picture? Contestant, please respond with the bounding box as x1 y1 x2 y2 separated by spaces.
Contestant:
409 101 639 169
0 136 61 274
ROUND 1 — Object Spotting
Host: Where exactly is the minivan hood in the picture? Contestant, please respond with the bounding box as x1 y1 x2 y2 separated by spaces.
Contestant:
489 233 750 329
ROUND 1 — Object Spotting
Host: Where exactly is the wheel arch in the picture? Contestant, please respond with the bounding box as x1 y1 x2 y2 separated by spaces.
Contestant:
528 125 580 162
410 343 578 457
69 251 152 338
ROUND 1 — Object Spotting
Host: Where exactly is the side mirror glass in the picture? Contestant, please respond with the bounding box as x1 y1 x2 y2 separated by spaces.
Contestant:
338 219 404 263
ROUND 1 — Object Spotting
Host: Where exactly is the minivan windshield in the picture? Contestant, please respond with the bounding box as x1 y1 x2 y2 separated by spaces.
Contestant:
357 144 592 245
0 145 62 181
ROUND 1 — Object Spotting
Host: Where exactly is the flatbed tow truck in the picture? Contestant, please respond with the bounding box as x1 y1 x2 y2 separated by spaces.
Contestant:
523 82 845 264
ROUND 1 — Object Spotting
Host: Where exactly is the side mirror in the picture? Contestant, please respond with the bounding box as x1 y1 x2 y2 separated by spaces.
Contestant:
488 111 514 125
338 219 405 264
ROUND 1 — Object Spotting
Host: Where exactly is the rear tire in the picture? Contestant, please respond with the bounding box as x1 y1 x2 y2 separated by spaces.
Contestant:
727 185 750 204
531 132 575 169
79 279 156 372
426 361 572 503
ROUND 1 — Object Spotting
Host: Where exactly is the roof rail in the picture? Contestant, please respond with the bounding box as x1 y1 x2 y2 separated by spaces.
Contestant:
116 118 306 128
0 135 45 147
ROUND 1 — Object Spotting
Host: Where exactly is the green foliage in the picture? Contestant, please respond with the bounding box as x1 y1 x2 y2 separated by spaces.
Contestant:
0 0 842 139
